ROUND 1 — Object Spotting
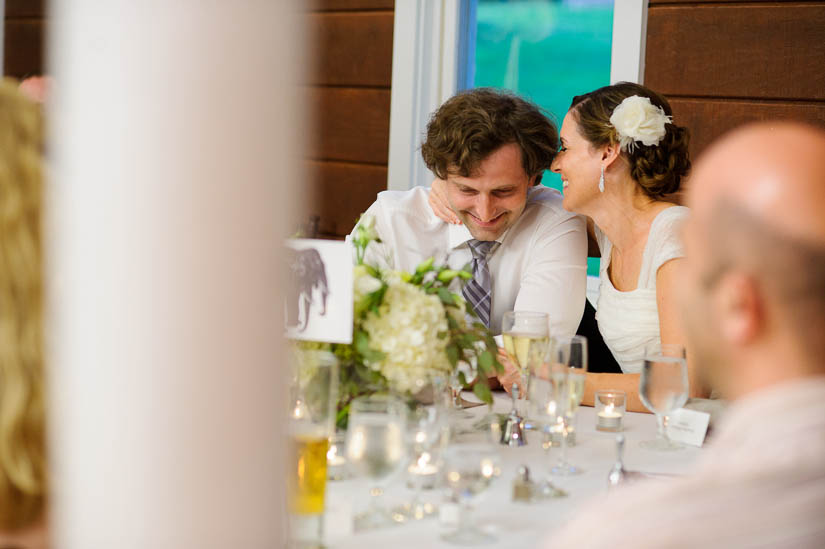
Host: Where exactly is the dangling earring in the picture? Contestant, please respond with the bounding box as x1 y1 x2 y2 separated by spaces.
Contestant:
598 165 605 193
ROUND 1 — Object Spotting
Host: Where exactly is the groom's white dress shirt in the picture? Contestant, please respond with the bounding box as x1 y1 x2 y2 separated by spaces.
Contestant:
353 185 587 337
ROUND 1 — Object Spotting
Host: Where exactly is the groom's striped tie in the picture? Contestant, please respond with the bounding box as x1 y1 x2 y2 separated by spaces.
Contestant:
463 239 497 328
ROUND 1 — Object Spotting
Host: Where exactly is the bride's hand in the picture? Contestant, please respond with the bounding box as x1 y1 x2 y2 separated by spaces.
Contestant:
497 348 525 397
428 178 461 225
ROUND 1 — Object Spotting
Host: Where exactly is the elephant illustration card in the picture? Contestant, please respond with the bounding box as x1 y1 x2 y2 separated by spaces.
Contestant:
285 238 353 343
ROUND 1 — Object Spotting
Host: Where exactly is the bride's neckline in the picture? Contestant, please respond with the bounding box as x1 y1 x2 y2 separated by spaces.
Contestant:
603 205 680 294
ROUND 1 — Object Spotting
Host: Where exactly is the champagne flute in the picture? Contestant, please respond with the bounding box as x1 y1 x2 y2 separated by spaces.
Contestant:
548 337 587 475
287 350 338 547
639 343 689 451
441 443 502 545
557 335 587 446
502 311 551 414
345 395 409 531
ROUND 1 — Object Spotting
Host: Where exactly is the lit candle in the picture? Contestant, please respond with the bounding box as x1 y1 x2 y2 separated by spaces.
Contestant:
326 437 349 480
408 452 439 489
596 391 626 432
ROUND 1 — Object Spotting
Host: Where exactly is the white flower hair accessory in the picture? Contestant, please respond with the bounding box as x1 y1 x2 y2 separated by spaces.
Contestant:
609 95 672 152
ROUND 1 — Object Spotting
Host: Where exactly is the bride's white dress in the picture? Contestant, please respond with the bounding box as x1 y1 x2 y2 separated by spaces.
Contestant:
594 206 689 373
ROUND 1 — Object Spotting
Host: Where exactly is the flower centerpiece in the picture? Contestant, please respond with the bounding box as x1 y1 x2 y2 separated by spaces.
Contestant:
298 216 502 429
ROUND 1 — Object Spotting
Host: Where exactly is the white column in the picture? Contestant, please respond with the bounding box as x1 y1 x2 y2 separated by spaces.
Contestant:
47 1 302 547
387 0 476 191
610 0 649 84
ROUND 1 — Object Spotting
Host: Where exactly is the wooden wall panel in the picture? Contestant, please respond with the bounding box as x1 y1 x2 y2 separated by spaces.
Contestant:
305 1 393 237
646 4 825 100
671 98 825 160
311 0 394 11
5 0 45 17
4 19 45 78
306 160 388 238
308 12 394 87
307 87 391 166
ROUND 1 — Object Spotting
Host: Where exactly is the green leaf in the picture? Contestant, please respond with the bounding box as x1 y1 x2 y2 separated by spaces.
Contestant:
447 316 459 330
354 330 370 355
491 353 504 374
478 350 494 371
437 287 455 306
437 269 459 283
473 381 493 404
446 343 459 367
415 257 434 274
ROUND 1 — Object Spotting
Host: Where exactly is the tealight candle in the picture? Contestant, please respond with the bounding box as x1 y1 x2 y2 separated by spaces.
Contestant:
327 434 350 480
407 452 439 490
596 390 626 432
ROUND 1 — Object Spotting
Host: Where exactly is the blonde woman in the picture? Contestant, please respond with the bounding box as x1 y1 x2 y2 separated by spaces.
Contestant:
430 82 709 411
0 79 47 547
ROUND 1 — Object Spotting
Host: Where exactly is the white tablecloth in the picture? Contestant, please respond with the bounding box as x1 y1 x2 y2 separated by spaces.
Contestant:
323 392 703 548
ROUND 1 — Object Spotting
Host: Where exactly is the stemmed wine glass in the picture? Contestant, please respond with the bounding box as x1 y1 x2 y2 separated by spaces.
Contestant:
501 311 551 414
345 394 410 530
639 343 689 451
441 443 502 545
393 404 445 521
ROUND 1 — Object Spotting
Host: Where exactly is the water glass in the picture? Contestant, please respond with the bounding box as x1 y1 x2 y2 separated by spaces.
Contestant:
639 343 689 451
441 443 502 545
345 394 409 530
395 404 445 521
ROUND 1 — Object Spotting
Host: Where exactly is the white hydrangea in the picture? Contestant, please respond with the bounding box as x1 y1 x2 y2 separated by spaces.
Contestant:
361 273 452 394
353 264 382 299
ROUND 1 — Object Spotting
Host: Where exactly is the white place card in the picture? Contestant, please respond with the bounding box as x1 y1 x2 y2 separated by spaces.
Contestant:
285 239 353 343
666 407 711 447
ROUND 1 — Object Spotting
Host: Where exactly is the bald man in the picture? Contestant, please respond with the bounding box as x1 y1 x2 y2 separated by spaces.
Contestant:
545 122 825 548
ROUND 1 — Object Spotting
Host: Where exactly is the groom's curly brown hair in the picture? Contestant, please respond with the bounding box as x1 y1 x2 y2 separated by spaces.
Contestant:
421 88 558 185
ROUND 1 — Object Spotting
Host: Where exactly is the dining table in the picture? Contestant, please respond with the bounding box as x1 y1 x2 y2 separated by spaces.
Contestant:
322 390 705 548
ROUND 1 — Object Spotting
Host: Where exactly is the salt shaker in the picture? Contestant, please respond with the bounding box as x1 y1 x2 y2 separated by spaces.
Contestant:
501 383 527 447
512 465 533 502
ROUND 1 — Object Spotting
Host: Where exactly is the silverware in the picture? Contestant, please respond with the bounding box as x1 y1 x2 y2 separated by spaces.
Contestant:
608 434 682 489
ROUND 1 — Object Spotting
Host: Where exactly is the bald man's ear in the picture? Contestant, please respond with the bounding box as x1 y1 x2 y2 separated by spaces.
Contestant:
715 273 763 345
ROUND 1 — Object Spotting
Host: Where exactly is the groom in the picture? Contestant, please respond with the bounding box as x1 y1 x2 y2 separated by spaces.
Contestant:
352 88 587 338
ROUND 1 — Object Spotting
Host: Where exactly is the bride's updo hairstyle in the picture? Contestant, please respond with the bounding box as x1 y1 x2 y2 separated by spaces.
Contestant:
570 82 690 199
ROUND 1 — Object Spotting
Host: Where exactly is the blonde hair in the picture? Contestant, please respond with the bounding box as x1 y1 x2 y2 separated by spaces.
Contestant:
0 78 46 531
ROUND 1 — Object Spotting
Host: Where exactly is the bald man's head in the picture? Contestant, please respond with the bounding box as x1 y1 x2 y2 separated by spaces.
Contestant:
687 122 825 245
681 122 825 399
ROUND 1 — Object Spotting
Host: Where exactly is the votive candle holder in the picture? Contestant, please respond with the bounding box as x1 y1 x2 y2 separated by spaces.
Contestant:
595 390 626 432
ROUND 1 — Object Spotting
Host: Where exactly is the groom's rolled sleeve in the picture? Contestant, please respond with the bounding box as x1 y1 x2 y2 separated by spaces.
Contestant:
514 213 587 339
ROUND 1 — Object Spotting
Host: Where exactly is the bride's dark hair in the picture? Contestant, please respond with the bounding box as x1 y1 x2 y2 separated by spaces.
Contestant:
570 82 691 199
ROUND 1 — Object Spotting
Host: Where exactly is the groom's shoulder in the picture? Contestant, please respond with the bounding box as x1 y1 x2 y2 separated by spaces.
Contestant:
525 186 576 222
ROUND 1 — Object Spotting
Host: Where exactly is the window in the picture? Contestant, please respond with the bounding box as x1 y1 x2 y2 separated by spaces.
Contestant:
474 0 614 193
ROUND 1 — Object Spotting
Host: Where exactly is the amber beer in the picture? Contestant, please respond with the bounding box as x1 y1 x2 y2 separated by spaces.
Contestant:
287 350 338 547
288 430 329 515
